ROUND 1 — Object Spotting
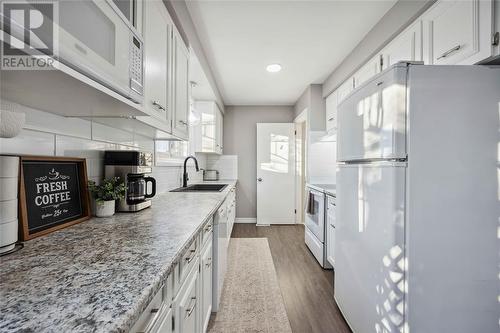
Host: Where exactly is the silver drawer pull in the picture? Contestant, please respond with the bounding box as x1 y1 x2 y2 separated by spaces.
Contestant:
204 224 212 232
185 297 197 317
328 117 334 122
206 257 212 267
437 45 461 60
185 249 196 263
152 100 166 111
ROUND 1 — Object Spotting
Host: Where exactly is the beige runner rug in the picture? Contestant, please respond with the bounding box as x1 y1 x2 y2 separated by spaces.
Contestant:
208 238 292 333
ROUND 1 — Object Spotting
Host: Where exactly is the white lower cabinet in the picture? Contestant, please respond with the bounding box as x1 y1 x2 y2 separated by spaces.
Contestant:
173 258 199 333
200 239 213 332
326 195 336 267
422 0 493 65
149 304 173 333
130 274 173 333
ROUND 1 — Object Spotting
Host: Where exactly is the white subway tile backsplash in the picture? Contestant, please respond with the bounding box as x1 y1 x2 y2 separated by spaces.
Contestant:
0 103 201 193
0 129 54 155
206 155 238 180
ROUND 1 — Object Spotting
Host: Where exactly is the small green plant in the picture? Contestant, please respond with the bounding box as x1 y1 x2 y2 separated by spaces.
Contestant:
88 177 126 204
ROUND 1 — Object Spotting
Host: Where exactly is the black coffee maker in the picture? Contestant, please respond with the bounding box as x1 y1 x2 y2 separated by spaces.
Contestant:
104 151 156 212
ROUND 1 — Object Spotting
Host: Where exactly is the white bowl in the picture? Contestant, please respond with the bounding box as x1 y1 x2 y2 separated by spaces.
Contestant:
0 177 18 201
0 110 25 138
0 156 19 178
0 199 17 224
0 219 18 253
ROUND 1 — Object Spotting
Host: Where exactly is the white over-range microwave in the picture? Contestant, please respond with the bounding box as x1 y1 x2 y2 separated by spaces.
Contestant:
6 0 144 104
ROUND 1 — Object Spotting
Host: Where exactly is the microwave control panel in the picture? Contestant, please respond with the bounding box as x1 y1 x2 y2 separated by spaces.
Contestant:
130 35 144 95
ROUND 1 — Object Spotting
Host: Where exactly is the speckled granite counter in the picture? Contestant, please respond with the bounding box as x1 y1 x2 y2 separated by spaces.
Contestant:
0 181 236 333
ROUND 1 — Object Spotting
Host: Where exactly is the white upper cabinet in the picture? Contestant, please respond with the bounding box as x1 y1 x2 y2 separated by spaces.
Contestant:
422 0 493 65
172 28 190 140
216 105 224 154
494 0 500 57
381 20 423 69
143 0 171 127
337 77 355 105
353 54 381 88
191 101 223 154
325 90 338 134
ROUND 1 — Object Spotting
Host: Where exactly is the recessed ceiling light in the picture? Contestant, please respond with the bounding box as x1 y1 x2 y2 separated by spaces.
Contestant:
266 64 282 73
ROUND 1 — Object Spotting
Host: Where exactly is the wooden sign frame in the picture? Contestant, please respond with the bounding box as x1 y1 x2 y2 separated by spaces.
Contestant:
18 156 91 241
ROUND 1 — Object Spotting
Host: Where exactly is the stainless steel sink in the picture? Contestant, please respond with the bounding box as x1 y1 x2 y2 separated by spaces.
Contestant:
170 184 228 192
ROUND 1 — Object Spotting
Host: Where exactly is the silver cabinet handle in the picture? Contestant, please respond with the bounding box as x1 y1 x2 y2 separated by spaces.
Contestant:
206 257 212 267
328 117 334 122
178 120 188 126
257 178 262 182
330 223 335 228
185 297 197 317
437 45 461 60
152 100 166 111
185 249 196 263
204 224 212 232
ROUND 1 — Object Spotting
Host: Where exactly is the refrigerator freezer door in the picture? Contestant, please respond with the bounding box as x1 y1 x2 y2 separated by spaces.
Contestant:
337 64 407 162
335 162 406 333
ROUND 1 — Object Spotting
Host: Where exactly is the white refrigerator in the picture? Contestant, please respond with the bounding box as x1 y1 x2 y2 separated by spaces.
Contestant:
334 63 499 333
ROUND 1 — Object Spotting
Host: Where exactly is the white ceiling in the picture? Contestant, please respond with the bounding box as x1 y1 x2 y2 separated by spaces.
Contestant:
186 0 397 106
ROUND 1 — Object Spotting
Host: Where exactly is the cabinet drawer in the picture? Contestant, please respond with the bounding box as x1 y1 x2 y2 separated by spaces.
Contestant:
202 217 213 246
130 284 164 333
174 258 199 333
177 237 199 291
147 303 172 333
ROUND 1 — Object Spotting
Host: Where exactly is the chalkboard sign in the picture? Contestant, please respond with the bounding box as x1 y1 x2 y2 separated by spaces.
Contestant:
19 156 91 241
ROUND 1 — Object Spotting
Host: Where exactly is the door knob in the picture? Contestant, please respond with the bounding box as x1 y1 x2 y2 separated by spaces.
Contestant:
257 178 262 182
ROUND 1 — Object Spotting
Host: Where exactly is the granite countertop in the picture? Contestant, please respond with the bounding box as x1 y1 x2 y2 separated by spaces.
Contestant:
307 183 336 196
0 180 236 333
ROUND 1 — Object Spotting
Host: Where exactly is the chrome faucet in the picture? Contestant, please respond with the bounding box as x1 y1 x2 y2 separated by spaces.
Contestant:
183 156 199 187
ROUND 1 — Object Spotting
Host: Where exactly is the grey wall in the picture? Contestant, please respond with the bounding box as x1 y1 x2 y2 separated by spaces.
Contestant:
223 106 295 218
322 0 435 97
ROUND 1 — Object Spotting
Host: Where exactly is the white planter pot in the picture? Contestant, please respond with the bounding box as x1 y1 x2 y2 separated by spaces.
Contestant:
95 200 115 217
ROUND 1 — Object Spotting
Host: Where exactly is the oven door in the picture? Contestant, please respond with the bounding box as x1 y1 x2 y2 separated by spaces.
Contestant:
56 0 137 101
304 188 325 242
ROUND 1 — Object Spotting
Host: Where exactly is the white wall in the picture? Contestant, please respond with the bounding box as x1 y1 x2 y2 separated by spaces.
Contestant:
223 105 294 218
0 101 203 194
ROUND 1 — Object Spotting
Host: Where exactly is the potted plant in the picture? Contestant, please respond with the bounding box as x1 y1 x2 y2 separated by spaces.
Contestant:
88 177 126 217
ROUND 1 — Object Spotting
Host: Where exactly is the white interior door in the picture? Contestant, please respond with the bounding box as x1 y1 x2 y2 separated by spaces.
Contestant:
256 123 296 225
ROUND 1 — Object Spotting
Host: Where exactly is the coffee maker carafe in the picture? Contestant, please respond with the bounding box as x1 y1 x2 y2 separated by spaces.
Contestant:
104 151 156 212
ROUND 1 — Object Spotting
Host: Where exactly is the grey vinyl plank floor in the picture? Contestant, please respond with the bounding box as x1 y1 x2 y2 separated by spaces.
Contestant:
231 223 351 333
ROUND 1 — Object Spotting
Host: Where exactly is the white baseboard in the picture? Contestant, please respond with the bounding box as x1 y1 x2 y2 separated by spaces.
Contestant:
235 218 257 224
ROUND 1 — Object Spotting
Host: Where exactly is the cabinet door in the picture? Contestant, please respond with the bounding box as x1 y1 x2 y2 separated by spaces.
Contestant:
215 105 223 154
353 55 380 88
422 0 493 65
199 102 217 153
201 241 213 333
325 90 337 134
336 77 354 105
326 197 336 267
172 28 190 140
174 262 199 333
144 0 171 128
382 20 423 68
